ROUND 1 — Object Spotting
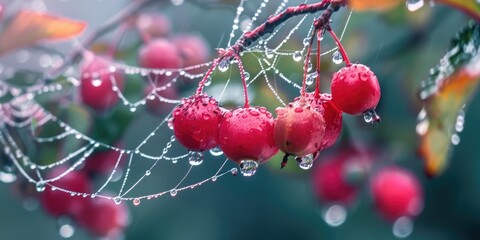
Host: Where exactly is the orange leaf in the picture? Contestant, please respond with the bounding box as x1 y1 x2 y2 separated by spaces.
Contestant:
0 10 86 56
348 0 403 11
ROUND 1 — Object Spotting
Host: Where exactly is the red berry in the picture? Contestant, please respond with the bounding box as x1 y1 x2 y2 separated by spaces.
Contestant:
330 64 380 115
80 54 124 111
172 94 222 151
138 38 183 85
371 167 423 221
77 197 129 237
219 107 278 175
40 167 91 217
145 85 178 115
83 147 125 176
312 150 368 204
274 100 325 157
172 34 210 74
303 93 343 150
136 13 171 38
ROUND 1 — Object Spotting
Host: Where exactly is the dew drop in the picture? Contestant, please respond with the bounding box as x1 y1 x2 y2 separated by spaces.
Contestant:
170 189 178 197
188 151 204 166
113 197 122 205
322 204 347 227
209 146 223 157
58 218 75 239
451 134 460 145
244 72 250 81
296 154 314 170
130 107 137 112
239 160 258 177
145 170 151 176
0 166 17 183
303 37 310 46
293 51 302 62
265 49 274 59
363 109 381 124
36 181 46 192
306 73 317 86
406 0 424 11
230 167 238 176
211 176 218 182
204 77 213 86
133 198 141 206
167 118 174 130
218 59 230 72
332 51 343 64
392 217 414 238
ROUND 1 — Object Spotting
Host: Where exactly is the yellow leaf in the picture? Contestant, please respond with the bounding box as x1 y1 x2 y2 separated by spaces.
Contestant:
348 0 403 11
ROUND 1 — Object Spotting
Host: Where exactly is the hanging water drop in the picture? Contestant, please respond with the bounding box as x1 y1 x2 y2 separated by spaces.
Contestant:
36 181 46 192
113 196 122 205
230 168 238 176
406 0 425 11
244 72 250 81
0 166 17 183
204 77 213 86
170 189 178 197
293 51 303 62
306 73 317 86
133 198 141 206
145 170 151 176
322 204 347 227
392 217 414 238
363 109 381 124
209 146 224 157
130 107 137 112
265 49 274 59
332 50 343 64
218 59 230 72
211 176 218 182
296 154 314 170
167 118 174 130
303 37 310 46
239 160 258 177
188 151 204 166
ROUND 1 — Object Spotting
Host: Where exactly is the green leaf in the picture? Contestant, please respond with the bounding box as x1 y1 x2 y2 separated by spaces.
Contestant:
418 22 480 177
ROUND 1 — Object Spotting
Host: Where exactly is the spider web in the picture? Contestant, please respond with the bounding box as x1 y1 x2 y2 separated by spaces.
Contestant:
0 0 353 205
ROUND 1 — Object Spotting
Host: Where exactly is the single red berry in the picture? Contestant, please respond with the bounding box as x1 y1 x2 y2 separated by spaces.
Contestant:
172 34 210 74
312 150 370 205
138 38 183 85
145 85 178 115
80 54 124 111
371 167 424 221
77 196 129 237
218 107 278 175
40 167 91 217
274 100 325 157
83 147 125 176
136 13 171 38
303 93 343 150
172 94 222 151
330 64 380 115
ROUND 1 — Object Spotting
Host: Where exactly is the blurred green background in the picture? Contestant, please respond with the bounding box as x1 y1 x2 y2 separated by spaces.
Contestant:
0 0 479 239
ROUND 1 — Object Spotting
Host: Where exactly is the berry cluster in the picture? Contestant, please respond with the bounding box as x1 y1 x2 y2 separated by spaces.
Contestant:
172 24 381 176
79 13 210 114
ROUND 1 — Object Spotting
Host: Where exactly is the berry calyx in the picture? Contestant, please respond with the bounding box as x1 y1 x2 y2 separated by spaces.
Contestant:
330 64 380 115
303 93 343 150
274 100 325 157
172 94 222 152
371 167 423 221
218 107 278 176
80 54 124 111
40 167 91 217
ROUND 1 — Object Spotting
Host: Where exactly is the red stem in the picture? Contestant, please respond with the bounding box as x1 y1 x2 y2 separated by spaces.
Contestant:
233 55 250 108
327 26 351 66
314 30 323 98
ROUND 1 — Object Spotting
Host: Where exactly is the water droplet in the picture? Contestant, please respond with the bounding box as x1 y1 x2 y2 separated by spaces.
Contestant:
293 51 302 62
303 38 310 46
167 118 174 130
188 151 204 166
392 217 414 238
230 168 238 176
363 109 381 124
209 146 223 156
218 59 230 72
406 0 424 11
130 107 137 112
204 77 212 86
58 218 75 238
113 197 122 205
133 198 141 206
265 49 274 59
239 160 258 177
322 204 347 227
308 62 313 71
244 72 250 81
306 73 317 86
145 170 151 176
211 176 217 182
451 134 460 145
296 154 314 170
170 189 178 197
332 51 343 64
36 181 46 192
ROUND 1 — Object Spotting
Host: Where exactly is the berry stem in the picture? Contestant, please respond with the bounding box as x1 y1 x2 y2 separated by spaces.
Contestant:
314 30 323 98
195 58 222 95
327 26 351 66
233 54 250 108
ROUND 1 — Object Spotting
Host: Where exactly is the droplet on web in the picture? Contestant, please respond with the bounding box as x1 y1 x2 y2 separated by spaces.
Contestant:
392 217 414 238
239 160 258 177
332 50 343 64
209 146 223 156
293 51 302 62
406 0 424 11
188 151 204 166
296 154 314 170
322 204 347 227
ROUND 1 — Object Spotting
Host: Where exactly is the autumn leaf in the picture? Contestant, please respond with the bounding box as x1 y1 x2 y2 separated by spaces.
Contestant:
0 10 86 56
348 0 403 12
418 22 480 177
